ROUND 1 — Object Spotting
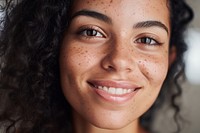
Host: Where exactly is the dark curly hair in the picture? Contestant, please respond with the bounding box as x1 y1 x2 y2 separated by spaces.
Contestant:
0 0 193 133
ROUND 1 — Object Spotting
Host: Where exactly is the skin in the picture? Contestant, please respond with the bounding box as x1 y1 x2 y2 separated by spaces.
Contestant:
59 0 171 132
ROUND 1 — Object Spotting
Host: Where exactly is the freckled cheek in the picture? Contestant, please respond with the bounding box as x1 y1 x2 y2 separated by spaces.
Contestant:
60 45 99 75
138 56 169 85
59 45 95 101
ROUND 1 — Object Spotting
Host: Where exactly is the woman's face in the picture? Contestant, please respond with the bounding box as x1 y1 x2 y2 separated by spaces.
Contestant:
60 0 170 130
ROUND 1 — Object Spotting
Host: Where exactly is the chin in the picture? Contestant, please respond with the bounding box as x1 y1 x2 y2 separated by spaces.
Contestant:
93 122 128 130
86 112 136 130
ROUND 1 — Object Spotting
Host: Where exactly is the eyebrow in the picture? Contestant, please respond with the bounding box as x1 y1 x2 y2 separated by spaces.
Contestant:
134 21 169 34
71 9 169 34
71 9 112 24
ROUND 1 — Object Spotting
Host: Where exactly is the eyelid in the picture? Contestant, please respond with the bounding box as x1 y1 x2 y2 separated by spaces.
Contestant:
134 33 163 46
76 25 107 38
135 37 159 45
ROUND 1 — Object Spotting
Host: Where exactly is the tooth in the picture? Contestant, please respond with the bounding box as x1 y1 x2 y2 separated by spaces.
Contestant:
127 89 132 93
103 86 108 92
97 85 134 95
123 89 128 94
109 87 115 94
115 88 123 95
98 86 103 89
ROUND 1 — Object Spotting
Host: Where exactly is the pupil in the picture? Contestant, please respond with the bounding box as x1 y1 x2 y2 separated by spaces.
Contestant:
141 38 151 44
87 29 97 36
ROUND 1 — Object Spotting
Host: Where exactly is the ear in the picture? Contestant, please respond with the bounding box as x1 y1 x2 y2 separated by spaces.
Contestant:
169 46 176 66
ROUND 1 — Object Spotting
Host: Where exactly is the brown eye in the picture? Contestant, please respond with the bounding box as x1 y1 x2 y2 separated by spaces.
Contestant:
85 29 97 36
81 29 104 37
135 37 160 45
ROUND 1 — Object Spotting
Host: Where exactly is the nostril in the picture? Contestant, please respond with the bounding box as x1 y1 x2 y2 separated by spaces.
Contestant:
103 64 133 72
107 65 115 71
126 67 132 72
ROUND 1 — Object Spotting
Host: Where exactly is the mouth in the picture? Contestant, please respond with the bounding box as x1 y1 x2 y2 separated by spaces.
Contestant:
88 82 140 95
87 80 141 103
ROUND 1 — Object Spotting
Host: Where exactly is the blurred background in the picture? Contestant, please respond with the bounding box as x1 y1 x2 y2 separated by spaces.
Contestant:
154 0 200 133
177 0 200 132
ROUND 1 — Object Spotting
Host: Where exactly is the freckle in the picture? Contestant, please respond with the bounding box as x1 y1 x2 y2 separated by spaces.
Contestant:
110 0 113 3
146 71 149 75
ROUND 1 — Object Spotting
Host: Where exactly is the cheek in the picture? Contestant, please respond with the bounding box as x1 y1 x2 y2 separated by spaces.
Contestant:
139 54 169 87
59 44 93 109
60 45 95 76
134 55 169 114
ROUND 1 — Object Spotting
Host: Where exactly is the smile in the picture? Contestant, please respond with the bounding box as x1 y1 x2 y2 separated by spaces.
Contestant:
88 80 141 103
96 85 135 95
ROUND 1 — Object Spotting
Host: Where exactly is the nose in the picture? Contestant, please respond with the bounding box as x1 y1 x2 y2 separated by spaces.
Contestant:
101 39 136 73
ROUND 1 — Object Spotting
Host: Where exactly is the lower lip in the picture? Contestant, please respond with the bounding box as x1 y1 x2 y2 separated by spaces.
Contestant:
93 88 139 104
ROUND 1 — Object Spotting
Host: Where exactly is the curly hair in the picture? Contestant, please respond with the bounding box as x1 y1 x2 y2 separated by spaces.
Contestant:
0 0 193 133
169 2 193 131
140 0 193 132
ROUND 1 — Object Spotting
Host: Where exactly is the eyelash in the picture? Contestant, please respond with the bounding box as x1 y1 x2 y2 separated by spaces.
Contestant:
77 26 105 38
135 37 162 46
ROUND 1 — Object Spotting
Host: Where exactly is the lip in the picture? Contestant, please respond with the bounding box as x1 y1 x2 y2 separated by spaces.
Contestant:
88 80 141 104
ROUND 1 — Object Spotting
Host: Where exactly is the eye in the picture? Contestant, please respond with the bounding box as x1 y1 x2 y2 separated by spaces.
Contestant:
77 26 105 38
135 37 161 45
82 29 103 37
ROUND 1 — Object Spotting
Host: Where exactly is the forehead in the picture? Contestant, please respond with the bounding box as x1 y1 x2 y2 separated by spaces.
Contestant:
72 0 169 14
72 0 170 27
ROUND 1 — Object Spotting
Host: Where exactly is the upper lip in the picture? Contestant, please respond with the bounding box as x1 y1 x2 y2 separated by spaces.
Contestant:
87 79 142 90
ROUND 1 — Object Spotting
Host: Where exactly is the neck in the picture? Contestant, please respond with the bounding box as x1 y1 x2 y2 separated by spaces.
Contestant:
72 110 147 133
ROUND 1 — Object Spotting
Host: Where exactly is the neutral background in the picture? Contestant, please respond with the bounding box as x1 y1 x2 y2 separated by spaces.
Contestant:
177 0 200 132
183 1 200 132
180 0 200 132
154 0 200 133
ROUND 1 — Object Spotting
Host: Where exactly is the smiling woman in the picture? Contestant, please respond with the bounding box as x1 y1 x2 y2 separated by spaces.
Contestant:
0 0 193 133
60 1 170 132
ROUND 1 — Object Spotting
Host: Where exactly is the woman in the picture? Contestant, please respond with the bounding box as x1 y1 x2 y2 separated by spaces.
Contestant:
0 0 193 133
